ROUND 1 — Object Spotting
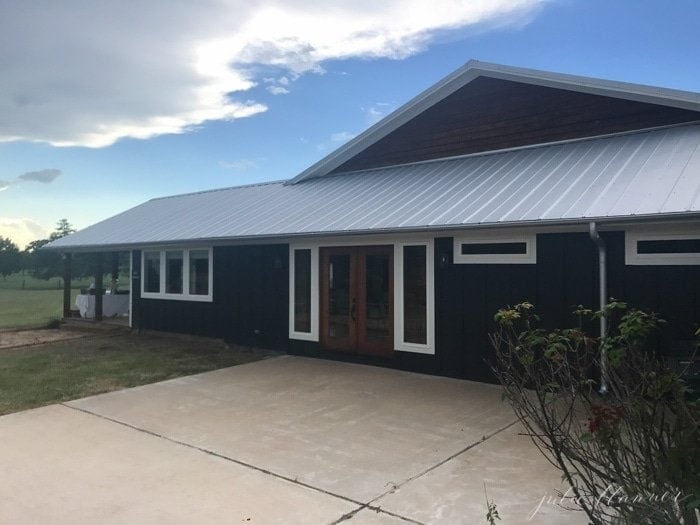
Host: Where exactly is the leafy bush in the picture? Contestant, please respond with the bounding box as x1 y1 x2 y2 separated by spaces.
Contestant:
491 301 699 524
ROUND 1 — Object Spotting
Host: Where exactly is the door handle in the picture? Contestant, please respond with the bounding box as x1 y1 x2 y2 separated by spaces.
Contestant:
350 297 357 321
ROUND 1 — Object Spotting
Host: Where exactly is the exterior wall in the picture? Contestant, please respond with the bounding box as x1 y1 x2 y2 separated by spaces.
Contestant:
132 232 700 382
132 245 289 349
435 231 700 382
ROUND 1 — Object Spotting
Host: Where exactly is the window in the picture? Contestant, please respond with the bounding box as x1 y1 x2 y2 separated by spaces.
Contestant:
394 240 434 354
453 234 536 264
189 250 210 295
165 251 183 294
403 245 427 345
626 231 700 265
294 249 312 333
143 251 161 293
141 247 212 301
288 245 319 341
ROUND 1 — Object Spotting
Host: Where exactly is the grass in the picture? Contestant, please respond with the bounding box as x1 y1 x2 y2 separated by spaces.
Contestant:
0 272 129 330
0 331 264 416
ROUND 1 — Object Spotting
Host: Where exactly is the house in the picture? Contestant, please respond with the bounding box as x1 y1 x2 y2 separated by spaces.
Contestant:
46 61 700 381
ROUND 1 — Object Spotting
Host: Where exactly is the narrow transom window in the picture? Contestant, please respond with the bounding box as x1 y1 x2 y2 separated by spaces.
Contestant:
460 242 527 255
626 231 700 265
453 234 536 264
636 239 700 254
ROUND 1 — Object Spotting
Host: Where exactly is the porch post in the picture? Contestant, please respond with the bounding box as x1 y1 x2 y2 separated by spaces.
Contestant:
110 252 119 293
95 252 104 321
62 253 72 319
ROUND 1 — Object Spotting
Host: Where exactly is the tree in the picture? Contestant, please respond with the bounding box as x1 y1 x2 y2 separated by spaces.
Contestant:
49 218 76 240
0 236 22 279
491 301 699 524
24 219 76 280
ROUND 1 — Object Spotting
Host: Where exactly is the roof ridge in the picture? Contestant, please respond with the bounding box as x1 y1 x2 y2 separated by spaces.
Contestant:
150 179 287 201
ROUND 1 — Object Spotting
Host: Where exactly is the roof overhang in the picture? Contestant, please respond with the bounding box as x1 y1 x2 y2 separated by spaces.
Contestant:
45 212 700 253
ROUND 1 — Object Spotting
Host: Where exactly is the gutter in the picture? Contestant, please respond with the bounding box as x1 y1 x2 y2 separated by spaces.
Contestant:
589 222 608 395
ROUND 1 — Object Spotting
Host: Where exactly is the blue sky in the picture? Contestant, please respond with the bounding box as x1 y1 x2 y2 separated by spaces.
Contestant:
1 0 699 248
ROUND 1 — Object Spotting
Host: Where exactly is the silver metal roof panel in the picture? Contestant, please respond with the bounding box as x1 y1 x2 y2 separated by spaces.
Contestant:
47 124 700 250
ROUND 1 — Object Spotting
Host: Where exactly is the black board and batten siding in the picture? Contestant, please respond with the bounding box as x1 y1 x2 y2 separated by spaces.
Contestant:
435 232 700 382
131 245 289 349
132 233 700 383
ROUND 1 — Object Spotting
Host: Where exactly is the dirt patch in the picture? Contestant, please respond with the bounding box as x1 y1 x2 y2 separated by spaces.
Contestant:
0 329 87 350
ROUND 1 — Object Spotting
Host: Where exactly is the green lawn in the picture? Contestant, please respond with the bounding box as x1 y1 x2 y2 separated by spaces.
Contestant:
0 332 264 415
0 289 74 330
0 272 129 330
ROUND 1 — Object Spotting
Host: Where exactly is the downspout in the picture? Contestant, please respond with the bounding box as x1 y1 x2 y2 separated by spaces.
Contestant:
589 222 608 395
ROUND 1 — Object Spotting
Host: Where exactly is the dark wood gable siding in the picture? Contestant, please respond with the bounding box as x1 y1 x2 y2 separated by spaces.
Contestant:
331 77 700 174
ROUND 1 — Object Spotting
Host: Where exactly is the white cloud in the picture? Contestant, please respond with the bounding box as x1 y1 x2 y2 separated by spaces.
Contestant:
317 130 357 150
364 102 396 125
0 1 546 148
219 158 261 171
0 181 10 192
267 85 291 95
330 131 356 143
18 168 62 183
0 217 49 249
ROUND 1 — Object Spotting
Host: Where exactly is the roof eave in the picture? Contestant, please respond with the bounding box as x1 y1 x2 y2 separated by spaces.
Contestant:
44 212 700 253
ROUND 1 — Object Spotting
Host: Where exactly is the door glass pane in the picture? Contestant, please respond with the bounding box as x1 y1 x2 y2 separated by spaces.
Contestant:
165 250 183 294
294 249 311 333
189 249 210 295
403 245 427 344
328 254 350 338
143 251 161 293
365 254 390 341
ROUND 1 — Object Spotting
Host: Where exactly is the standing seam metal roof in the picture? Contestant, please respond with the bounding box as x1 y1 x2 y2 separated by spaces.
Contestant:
47 124 700 250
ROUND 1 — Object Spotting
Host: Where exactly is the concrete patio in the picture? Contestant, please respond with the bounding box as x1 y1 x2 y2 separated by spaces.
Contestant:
0 356 585 524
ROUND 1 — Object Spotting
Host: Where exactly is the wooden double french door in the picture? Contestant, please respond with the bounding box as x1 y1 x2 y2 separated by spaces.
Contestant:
320 246 393 356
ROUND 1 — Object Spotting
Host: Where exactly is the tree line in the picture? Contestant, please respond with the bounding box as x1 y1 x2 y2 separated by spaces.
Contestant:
0 219 113 281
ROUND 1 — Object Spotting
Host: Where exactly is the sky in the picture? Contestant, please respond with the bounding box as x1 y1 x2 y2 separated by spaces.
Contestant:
1 0 699 249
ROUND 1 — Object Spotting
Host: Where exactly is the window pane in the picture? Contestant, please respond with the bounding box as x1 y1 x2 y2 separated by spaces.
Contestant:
637 239 700 254
165 250 183 294
328 254 350 338
144 251 161 293
403 245 427 345
189 249 210 295
365 253 391 341
294 249 311 333
461 242 527 255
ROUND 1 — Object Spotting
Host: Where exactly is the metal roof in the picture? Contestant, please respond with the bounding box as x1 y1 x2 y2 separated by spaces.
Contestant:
47 124 700 251
290 60 700 184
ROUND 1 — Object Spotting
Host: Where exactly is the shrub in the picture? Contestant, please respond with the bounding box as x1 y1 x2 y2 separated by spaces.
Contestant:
491 301 699 524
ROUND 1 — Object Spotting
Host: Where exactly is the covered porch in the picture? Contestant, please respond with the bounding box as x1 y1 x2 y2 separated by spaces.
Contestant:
61 251 131 324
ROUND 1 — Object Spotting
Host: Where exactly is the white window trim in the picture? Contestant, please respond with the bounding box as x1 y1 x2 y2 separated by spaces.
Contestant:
625 231 700 266
288 245 319 341
141 247 213 302
453 233 537 264
394 240 435 355
128 250 133 328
